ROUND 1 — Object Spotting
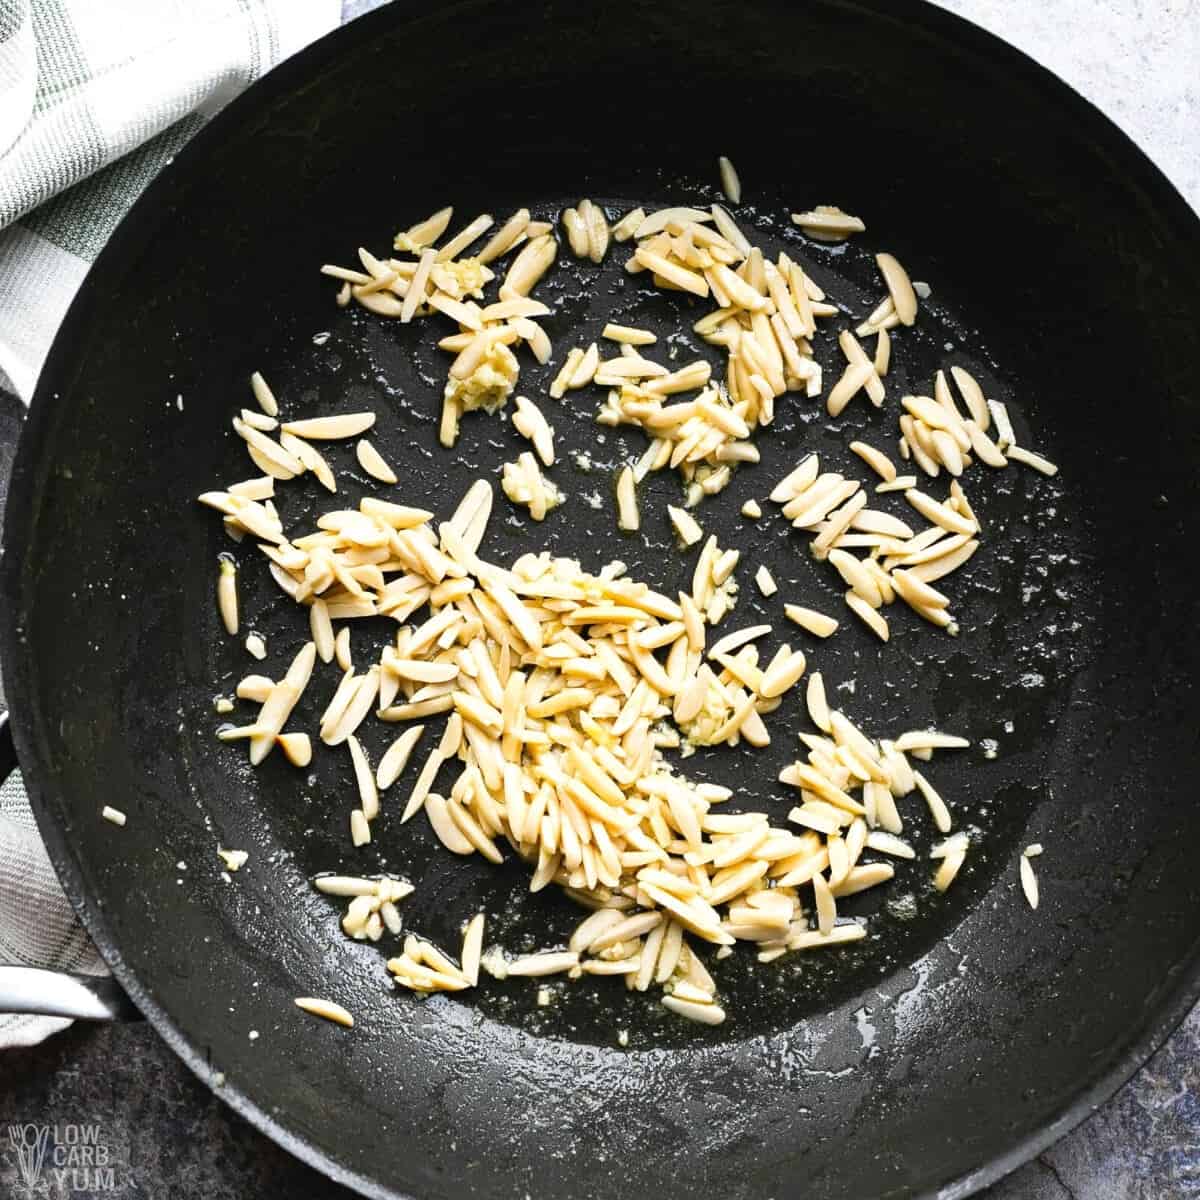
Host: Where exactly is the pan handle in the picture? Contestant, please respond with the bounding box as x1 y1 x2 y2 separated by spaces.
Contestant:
0 713 142 1021
0 708 15 781
0 966 142 1021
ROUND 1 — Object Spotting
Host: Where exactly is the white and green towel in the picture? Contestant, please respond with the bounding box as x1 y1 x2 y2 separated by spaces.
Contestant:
0 0 340 401
0 0 341 1048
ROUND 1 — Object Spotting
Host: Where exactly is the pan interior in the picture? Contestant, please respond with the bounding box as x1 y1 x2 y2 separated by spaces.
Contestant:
186 186 1074 1050
7 3 1200 1198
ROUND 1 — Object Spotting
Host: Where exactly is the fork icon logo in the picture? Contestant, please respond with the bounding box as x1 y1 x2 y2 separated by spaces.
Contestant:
7 1124 52 1191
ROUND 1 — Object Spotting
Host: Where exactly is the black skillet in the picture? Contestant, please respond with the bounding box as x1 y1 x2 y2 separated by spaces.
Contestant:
3 1 1200 1197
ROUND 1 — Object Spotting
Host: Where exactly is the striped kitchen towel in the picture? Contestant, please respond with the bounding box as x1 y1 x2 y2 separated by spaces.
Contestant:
0 0 341 1049
0 0 340 402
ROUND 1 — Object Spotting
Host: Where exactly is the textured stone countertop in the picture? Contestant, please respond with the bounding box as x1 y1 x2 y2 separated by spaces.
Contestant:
1 1 1198 1198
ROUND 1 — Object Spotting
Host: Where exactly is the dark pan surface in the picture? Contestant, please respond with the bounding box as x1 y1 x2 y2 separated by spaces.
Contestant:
5 2 1200 1197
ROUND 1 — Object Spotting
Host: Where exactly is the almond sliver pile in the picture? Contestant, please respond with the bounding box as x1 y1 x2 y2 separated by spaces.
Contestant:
201 476 970 1024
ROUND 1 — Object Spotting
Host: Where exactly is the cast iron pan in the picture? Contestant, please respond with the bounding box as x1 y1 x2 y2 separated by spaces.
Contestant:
3 1 1200 1197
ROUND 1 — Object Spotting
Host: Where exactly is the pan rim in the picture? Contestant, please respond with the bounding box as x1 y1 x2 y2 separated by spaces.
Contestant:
3 1 1199 1197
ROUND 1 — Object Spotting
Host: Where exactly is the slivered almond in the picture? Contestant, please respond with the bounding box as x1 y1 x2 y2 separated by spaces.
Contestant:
635 249 709 297
356 439 396 484
634 206 714 239
667 505 703 546
283 413 377 440
277 732 312 767
849 441 896 482
760 650 806 699
250 372 279 417
785 605 839 638
348 735 379 820
790 207 865 240
477 209 531 265
754 565 777 597
826 363 874 417
828 550 882 606
845 592 889 641
914 771 952 833
769 456 820 503
616 467 639 531
1006 445 1059 476
376 726 425 790
875 253 918 325
950 366 990 428
905 488 978 536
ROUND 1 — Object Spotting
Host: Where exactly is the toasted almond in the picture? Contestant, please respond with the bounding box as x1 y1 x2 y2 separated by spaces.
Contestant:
277 732 312 767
